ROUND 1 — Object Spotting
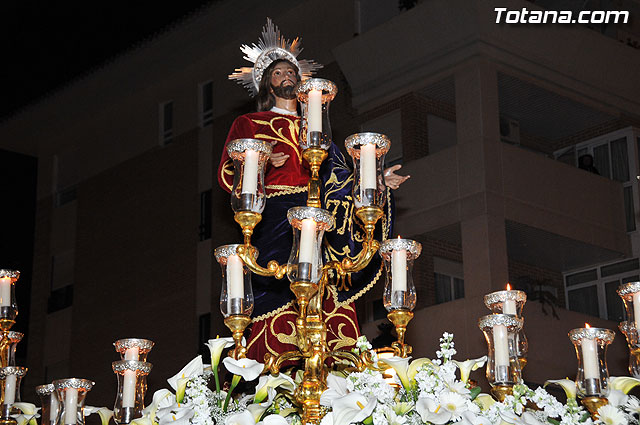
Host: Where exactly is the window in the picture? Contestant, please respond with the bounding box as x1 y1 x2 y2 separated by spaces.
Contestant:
199 81 213 127
433 257 464 304
565 258 639 320
569 132 637 232
159 101 174 145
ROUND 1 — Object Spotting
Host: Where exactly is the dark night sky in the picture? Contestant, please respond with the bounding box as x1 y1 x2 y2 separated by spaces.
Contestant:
0 1 215 120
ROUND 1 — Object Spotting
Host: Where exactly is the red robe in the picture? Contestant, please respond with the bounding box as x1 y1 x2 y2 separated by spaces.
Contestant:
218 110 363 364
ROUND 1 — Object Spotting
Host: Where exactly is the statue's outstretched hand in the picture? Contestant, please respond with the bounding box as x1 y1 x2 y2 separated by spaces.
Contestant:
383 164 410 190
270 152 290 167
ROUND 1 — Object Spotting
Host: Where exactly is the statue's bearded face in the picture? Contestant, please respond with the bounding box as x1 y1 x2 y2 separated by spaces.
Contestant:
269 62 298 100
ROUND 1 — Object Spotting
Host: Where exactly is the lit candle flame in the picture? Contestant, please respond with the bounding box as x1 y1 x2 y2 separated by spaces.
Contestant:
506 283 511 291
585 323 591 329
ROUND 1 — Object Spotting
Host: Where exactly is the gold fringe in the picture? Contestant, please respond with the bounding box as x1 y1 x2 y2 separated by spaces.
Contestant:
266 185 307 198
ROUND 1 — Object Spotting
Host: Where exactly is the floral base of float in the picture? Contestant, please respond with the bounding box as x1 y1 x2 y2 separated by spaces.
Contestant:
125 333 640 425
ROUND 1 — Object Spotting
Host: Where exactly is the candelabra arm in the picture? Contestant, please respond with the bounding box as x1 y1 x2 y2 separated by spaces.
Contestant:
387 309 414 358
264 350 305 375
327 350 366 372
339 239 381 275
236 245 287 279
302 148 328 208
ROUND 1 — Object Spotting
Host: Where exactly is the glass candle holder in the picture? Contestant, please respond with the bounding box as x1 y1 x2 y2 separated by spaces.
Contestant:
226 138 272 214
379 238 421 311
112 360 152 424
478 314 523 386
0 270 19 321
484 289 528 368
569 327 615 397
297 78 338 150
53 378 94 425
214 244 255 317
0 366 26 418
286 207 334 284
0 332 23 368
36 384 59 425
345 133 391 209
113 339 154 362
619 321 640 378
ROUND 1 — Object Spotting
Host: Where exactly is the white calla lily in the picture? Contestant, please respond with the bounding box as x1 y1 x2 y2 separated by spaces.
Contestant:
247 403 270 423
544 378 577 400
453 356 487 383
474 393 496 411
131 417 154 425
330 392 376 424
12 403 38 416
225 409 256 425
11 403 39 425
167 356 203 403
416 396 452 424
258 415 288 425
379 356 432 389
206 337 235 398
253 373 295 403
609 376 640 394
222 357 264 382
607 389 628 408
84 406 113 425
158 407 194 425
143 389 176 424
320 373 349 407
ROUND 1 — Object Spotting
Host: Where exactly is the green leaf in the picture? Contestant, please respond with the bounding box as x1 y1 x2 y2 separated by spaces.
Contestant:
362 416 373 425
469 386 482 400
547 418 560 425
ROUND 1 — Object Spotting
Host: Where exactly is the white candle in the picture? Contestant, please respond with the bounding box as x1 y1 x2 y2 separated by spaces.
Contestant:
299 219 317 264
241 150 259 196
124 347 139 361
633 293 640 328
391 248 407 292
308 89 322 132
0 278 11 307
50 393 59 422
226 255 244 300
122 370 136 408
360 143 377 191
63 388 78 425
503 298 517 315
493 324 509 368
3 374 16 405
582 336 599 380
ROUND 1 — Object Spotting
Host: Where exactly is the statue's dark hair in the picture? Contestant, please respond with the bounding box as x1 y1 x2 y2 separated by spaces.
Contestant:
256 59 300 112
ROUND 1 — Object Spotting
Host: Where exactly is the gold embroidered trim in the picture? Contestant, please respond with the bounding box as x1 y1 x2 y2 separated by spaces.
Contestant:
251 300 295 323
266 185 307 198
220 160 234 191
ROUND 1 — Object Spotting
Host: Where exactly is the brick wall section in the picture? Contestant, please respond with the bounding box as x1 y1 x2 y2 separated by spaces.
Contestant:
68 129 199 405
23 197 53 401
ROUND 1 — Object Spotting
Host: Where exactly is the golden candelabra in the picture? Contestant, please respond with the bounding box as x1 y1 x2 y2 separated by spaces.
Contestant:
220 79 417 424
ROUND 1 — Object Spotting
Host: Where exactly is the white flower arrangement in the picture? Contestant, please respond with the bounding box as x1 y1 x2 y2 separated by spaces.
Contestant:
133 334 640 425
